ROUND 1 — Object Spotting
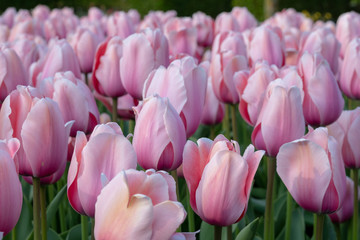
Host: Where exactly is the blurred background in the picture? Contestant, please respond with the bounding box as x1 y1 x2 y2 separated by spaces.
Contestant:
1 0 359 21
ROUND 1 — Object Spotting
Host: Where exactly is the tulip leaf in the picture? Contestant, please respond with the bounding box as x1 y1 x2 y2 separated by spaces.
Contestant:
200 221 214 240
13 195 33 240
66 224 82 240
322 215 336 240
289 208 305 240
235 217 259 240
48 228 62 240
46 185 67 223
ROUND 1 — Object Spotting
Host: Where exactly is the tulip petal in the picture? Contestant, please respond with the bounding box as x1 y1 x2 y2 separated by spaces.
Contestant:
277 139 332 213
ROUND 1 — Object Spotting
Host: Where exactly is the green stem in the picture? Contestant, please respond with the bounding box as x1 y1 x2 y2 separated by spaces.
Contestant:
40 185 47 240
186 187 195 232
112 97 118 123
223 105 230 139
84 73 89 86
171 171 181 232
91 218 95 240
56 181 66 232
285 191 293 240
33 177 41 240
11 226 16 240
230 104 238 142
129 119 135 134
47 185 57 230
81 215 89 240
227 225 232 240
334 222 341 240
352 168 358 240
348 98 352 110
264 156 276 240
210 125 216 139
214 225 222 240
314 214 325 240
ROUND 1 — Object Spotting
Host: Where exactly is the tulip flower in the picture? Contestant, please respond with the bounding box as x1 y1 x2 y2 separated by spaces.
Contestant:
248 26 285 67
143 56 207 137
0 44 28 101
183 134 264 226
339 37 360 99
335 11 360 58
68 27 100 74
94 169 188 240
31 5 50 21
0 86 72 178
92 36 126 98
192 12 214 47
38 71 99 137
1 7 16 28
252 78 305 157
0 138 22 236
277 127 347 213
201 78 225 126
120 28 169 100
133 95 186 171
106 11 135 38
210 31 248 104
214 12 240 35
231 7 257 32
329 177 356 223
30 39 82 86
67 122 137 217
298 52 344 126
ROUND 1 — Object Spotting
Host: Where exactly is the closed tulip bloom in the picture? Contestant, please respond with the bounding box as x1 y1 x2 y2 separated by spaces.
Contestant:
192 12 214 47
38 71 100 137
210 31 248 104
329 177 357 222
67 122 137 217
277 127 347 213
143 56 207 137
214 12 240 35
249 26 285 67
120 29 169 100
133 95 186 171
252 78 305 157
183 135 264 226
1 8 16 28
95 169 187 240
201 78 225 125
336 11 360 58
339 38 360 99
327 108 360 168
22 158 66 185
92 36 126 98
231 7 257 32
30 39 82 86
0 86 72 178
299 27 340 76
31 5 50 21
8 19 44 42
0 45 28 101
68 27 100 74
0 138 22 236
298 52 344 126
106 11 135 38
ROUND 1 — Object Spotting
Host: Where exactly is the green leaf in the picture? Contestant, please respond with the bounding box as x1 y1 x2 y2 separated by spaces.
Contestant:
200 221 213 240
66 224 82 240
48 228 62 240
235 218 259 240
15 195 33 240
46 185 67 223
289 208 305 240
323 215 336 240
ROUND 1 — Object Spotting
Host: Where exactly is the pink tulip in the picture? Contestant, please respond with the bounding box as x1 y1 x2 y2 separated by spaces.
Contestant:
327 108 360 168
133 95 186 171
106 11 135 38
298 27 340 76
38 71 99 136
120 29 169 100
127 9 141 26
237 61 278 126
92 36 126 98
0 25 9 43
1 8 16 28
164 17 198 58
283 28 300 66
94 169 187 240
249 26 285 67
68 122 137 217
30 39 81 86
336 11 360 58
43 13 67 40
94 92 137 120
277 127 347 213
32 5 50 21
298 52 344 126
339 37 360 99
210 31 248 104
8 18 44 42
87 7 104 22
192 12 214 47
231 7 257 32
0 86 72 178
0 45 28 101
329 177 357 222
0 138 22 236
143 56 207 137
68 27 100 74
214 12 240 35
22 158 66 185
265 8 312 31
252 78 305 157
183 135 264 226
201 78 225 125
